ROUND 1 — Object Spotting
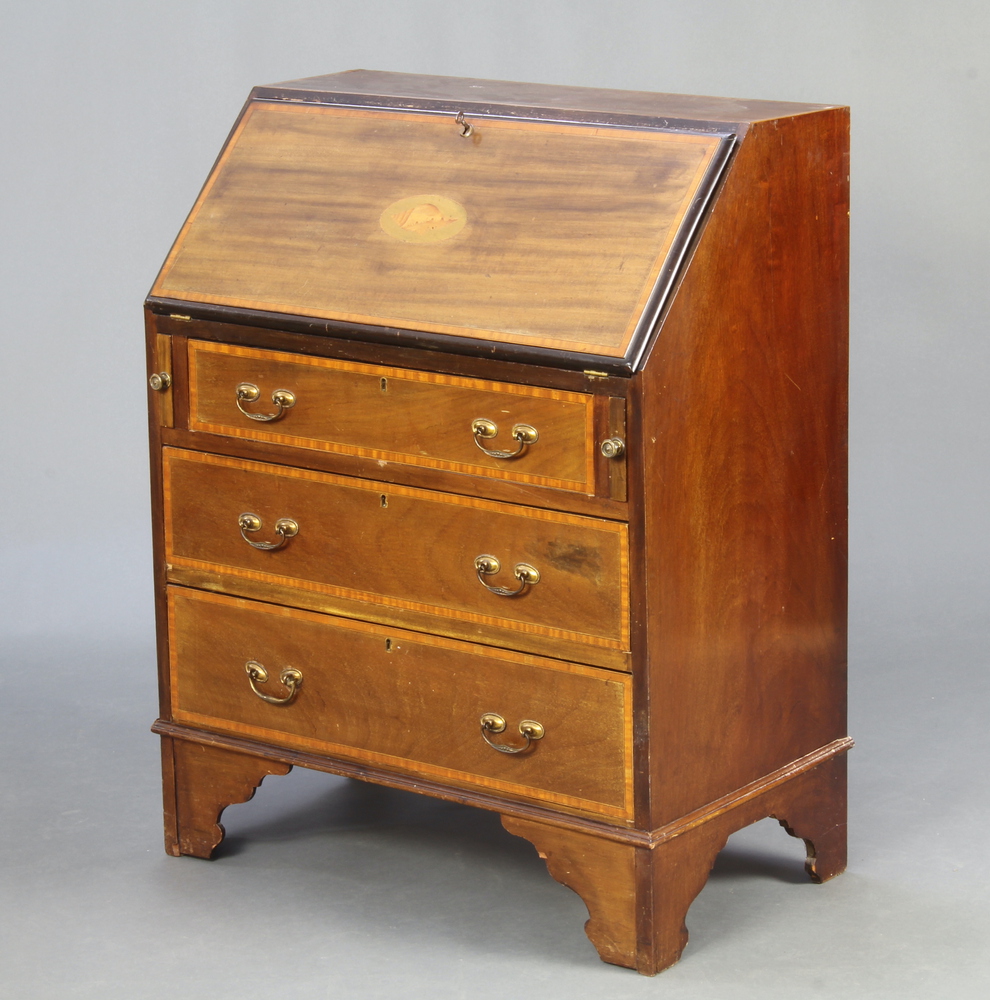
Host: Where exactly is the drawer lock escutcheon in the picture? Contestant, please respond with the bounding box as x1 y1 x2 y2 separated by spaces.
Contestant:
474 555 541 596
235 382 296 422
471 418 539 459
480 713 545 754
244 660 303 705
238 513 299 551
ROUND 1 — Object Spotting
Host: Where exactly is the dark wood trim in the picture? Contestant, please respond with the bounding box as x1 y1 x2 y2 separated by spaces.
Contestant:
253 86 742 133
151 719 851 849
147 296 639 376
146 313 172 719
147 309 632 394
625 371 653 830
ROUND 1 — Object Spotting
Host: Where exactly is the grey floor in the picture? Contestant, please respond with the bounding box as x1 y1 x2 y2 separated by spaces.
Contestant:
2 571 987 1000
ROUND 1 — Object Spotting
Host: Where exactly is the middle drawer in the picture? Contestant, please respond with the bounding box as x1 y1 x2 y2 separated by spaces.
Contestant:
163 448 629 657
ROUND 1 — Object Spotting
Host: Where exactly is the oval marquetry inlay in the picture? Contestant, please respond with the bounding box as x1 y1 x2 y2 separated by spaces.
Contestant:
380 194 468 244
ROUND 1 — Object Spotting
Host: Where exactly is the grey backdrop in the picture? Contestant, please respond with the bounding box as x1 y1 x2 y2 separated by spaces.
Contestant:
2 2 988 998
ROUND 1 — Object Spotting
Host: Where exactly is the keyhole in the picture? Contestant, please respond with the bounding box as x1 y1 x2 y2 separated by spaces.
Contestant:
385 638 392 652
380 377 388 393
380 494 388 508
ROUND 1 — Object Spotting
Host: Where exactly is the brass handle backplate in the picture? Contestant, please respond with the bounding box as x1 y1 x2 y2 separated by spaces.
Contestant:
480 713 545 754
244 660 302 705
238 513 299 551
471 418 538 459
235 382 296 422
474 555 540 596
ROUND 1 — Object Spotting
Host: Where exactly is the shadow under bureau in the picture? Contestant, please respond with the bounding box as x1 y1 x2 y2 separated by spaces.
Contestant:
146 70 850 975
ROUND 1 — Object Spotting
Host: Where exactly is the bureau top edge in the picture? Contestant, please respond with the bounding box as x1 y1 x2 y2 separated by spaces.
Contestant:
258 69 846 126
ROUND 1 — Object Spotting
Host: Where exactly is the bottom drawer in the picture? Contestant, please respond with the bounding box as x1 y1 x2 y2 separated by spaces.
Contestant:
167 587 633 820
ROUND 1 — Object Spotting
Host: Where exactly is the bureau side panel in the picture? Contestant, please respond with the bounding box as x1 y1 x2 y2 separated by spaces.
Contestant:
639 109 849 825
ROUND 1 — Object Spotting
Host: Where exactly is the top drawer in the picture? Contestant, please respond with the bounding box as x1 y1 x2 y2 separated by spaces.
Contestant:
187 340 599 493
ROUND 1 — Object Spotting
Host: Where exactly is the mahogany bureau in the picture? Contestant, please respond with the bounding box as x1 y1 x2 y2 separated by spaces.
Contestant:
146 70 850 975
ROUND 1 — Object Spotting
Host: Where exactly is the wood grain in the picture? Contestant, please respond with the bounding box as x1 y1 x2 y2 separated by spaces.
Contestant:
502 815 639 965
163 447 630 649
160 735 291 858
168 587 634 818
637 107 849 826
152 102 722 357
187 339 598 492
502 752 848 974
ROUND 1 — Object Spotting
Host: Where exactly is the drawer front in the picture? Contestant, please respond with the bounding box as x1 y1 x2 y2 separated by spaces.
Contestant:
163 448 629 650
168 588 633 819
188 340 598 492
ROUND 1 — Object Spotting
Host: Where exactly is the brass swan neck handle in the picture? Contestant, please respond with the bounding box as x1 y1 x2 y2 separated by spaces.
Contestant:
480 714 545 754
238 513 299 551
244 660 302 705
471 418 538 459
235 382 296 422
474 555 540 596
